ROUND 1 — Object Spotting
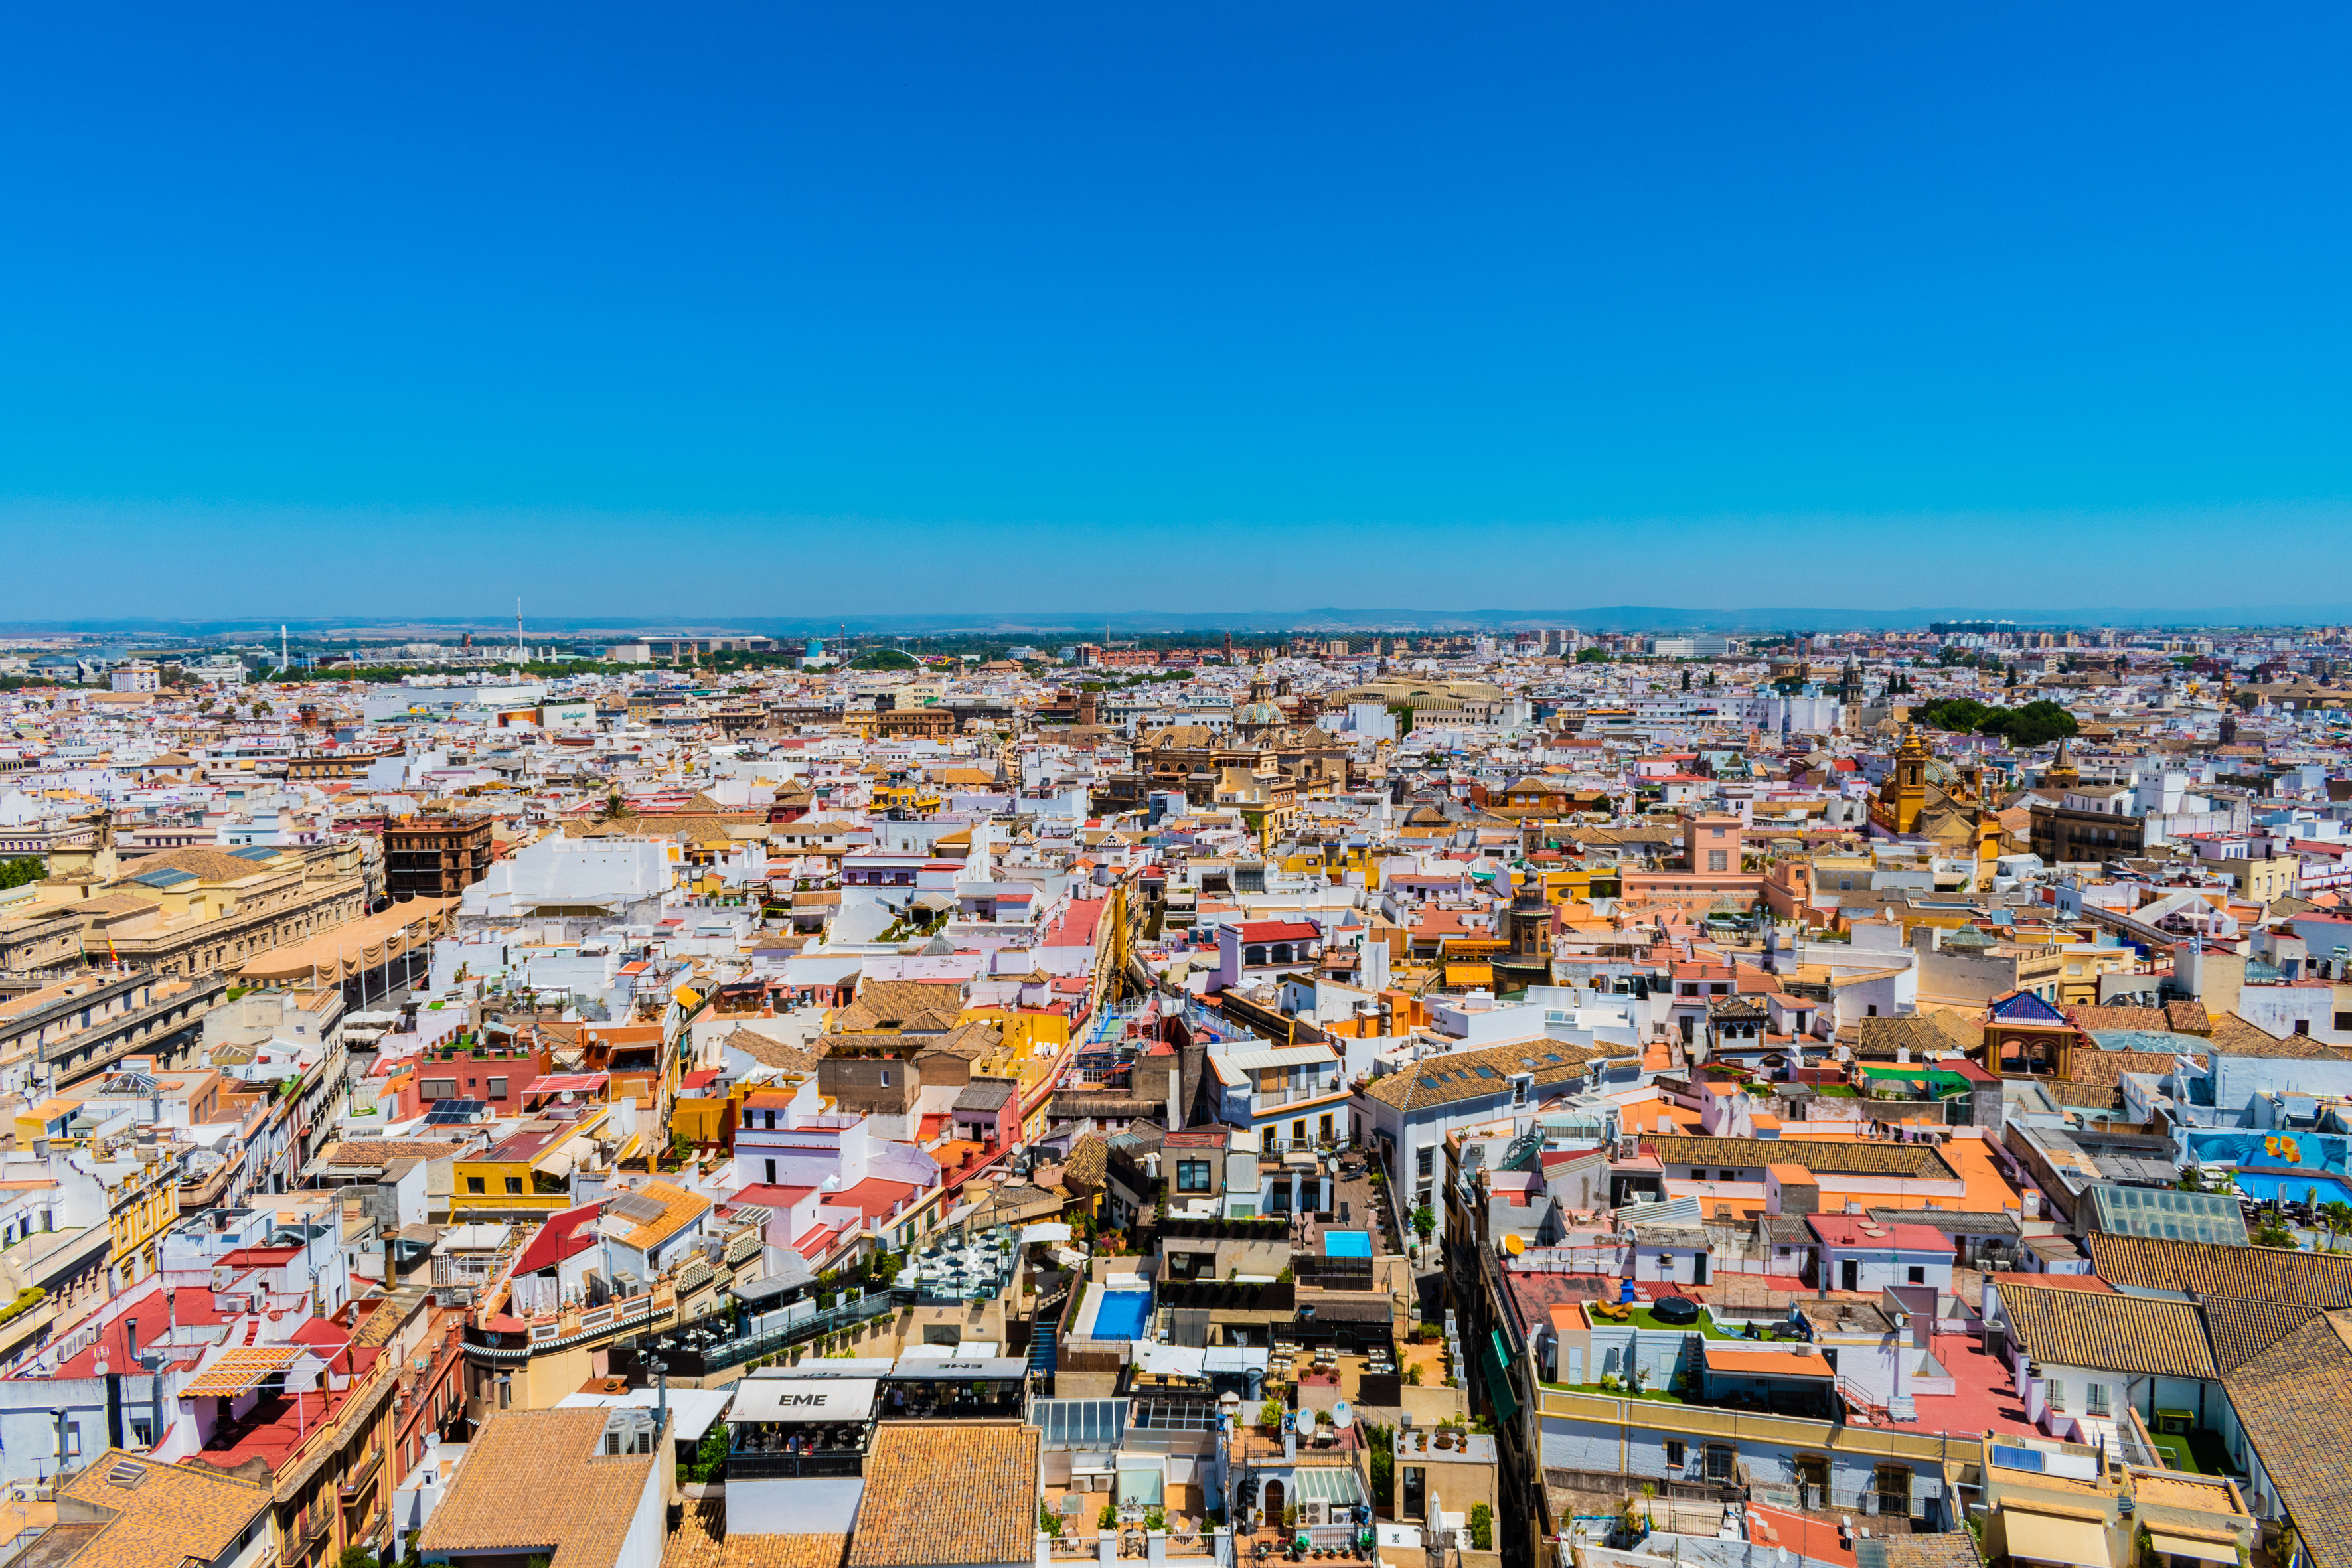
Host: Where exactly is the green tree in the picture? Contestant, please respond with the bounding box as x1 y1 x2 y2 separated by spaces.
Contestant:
1409 1204 1436 1244
335 1549 379 1568
0 858 43 892
1365 1422 1395 1506
1468 1504 1494 1551
687 1423 728 1483
1992 700 2079 749
2321 1201 2352 1253
1574 647 1608 664
2251 1215 2300 1250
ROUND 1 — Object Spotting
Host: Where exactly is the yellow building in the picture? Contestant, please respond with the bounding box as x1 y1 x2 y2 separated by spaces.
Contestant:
871 781 944 816
452 1110 611 1219
106 1159 178 1290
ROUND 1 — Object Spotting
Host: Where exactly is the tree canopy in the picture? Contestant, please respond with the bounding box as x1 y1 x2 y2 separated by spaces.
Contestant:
1915 697 2078 749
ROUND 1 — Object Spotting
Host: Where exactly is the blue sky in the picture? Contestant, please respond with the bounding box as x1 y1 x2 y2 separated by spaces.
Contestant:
4 4 2349 619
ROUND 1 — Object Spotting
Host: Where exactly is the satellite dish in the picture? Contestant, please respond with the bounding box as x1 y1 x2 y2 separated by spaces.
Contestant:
1332 1400 1354 1431
1504 1234 1524 1257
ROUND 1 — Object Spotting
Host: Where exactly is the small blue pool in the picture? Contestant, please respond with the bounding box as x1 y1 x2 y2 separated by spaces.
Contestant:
2235 1169 2352 1206
1323 1229 1372 1257
1091 1289 1152 1340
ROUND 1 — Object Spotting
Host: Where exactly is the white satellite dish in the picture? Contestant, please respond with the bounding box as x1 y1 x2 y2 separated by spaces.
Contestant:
1331 1399 1354 1431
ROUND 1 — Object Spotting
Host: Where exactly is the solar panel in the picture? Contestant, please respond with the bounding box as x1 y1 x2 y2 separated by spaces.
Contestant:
1989 1444 2044 1472
606 1192 668 1224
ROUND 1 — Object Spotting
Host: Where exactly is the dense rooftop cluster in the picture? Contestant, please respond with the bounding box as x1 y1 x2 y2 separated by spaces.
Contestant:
0 619 2346 1568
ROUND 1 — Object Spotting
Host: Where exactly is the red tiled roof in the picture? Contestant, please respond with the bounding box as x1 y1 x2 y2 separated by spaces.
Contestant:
514 1204 604 1274
1237 920 1320 942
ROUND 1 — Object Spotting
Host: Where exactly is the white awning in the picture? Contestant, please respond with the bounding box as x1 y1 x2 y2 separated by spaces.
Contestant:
2147 1533 2238 1565
1210 1045 1337 1081
730 1378 878 1422
1020 1222 1074 1244
2002 1509 2112 1566
1133 1342 1208 1379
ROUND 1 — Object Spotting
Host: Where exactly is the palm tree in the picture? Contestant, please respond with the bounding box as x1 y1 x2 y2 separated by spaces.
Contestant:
2320 1201 2352 1253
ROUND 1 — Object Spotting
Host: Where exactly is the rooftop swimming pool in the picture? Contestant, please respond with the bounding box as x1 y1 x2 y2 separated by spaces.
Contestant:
2234 1169 2352 1207
1089 1289 1152 1340
1323 1229 1372 1257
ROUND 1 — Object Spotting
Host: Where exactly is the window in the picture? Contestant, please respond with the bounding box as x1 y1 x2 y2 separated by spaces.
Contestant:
1176 1159 1213 1194
466 1176 485 1195
487 1077 508 1099
878 1069 891 1087
2045 1378 2066 1411
1707 851 1727 872
1664 1440 1686 1469
2086 1383 2112 1417
765 1158 777 1185
504 1178 523 1196
1417 1148 1435 1178
1704 1444 1733 1482
422 1078 457 1102
497 1374 512 1411
1907 1265 1926 1285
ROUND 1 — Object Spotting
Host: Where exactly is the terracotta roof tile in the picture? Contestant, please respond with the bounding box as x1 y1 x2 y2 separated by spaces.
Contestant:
844 1421 1038 1568
2088 1233 2352 1307
418 1407 659 1568
1998 1281 2216 1379
2221 1312 2352 1568
50 1449 268 1568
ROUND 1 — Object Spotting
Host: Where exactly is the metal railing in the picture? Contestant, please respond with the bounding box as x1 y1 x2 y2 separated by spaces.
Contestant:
628 1291 899 1377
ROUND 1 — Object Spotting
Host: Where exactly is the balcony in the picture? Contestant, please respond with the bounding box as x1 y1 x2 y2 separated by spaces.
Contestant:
279 1506 331 1564
1249 1080 1341 1113
339 1444 386 1503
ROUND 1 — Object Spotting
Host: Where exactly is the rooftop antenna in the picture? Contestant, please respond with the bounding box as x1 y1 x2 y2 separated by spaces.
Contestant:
516 599 526 666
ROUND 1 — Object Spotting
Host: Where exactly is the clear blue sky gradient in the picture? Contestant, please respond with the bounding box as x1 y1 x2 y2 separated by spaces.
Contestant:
4 5 2350 617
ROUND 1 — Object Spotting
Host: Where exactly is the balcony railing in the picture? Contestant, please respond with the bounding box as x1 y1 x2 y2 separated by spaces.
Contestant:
1249 1081 1341 1112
